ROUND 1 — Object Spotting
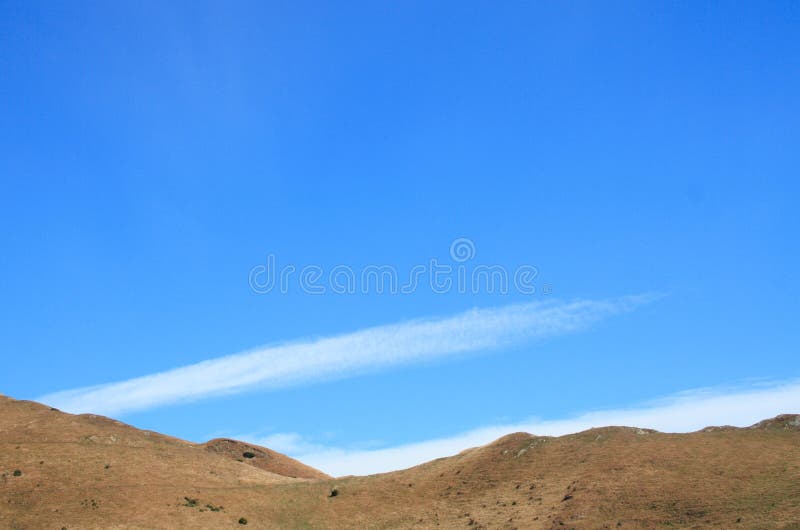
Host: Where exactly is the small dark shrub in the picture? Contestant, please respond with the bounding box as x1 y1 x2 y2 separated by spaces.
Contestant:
183 497 198 507
242 451 256 459
329 488 339 498
12 470 22 477
238 517 248 525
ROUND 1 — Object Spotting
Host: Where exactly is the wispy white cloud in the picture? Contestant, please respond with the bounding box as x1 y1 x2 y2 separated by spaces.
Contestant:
38 295 651 416
252 379 800 477
246 432 328 455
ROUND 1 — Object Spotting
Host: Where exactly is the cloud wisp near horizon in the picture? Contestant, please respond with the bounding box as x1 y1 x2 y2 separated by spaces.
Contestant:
39 295 653 416
244 378 800 476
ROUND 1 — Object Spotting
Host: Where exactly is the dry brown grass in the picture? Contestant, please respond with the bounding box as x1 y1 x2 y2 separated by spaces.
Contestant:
1 394 799 529
203 438 330 480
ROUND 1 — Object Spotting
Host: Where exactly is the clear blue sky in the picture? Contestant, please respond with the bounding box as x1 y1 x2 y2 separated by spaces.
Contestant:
1 1 798 473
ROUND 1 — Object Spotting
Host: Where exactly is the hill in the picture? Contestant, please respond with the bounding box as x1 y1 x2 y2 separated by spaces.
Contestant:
1 394 799 528
203 438 330 480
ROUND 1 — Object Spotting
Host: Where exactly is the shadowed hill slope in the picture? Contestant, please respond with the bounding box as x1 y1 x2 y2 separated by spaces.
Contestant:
203 438 330 480
1 394 799 528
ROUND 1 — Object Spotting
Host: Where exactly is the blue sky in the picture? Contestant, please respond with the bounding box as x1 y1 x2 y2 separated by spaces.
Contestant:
1 1 799 475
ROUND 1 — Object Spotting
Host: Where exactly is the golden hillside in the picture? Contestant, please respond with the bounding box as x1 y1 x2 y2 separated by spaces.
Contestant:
1 394 799 529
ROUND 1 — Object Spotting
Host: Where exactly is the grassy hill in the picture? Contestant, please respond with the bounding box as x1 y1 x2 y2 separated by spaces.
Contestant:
1 394 799 528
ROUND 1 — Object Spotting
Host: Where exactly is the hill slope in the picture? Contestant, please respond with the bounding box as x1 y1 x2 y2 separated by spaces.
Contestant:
1 395 799 528
203 438 330 480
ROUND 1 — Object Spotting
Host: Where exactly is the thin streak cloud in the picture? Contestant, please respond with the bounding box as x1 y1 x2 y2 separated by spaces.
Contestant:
39 295 653 416
260 379 800 476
